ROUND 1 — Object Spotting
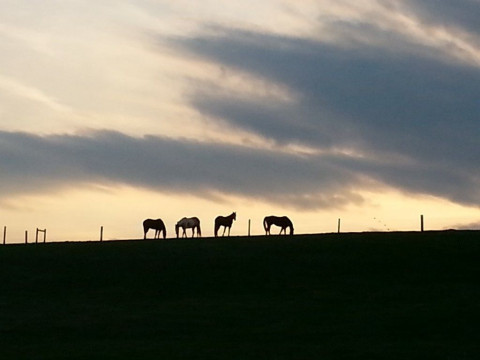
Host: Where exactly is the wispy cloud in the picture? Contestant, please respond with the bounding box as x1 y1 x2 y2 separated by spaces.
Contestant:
0 75 72 113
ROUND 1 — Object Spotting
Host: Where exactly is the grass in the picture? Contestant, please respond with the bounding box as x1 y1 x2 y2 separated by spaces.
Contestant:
1 231 480 359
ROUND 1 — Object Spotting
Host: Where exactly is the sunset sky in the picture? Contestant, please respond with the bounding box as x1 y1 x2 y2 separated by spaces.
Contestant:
1 0 479 242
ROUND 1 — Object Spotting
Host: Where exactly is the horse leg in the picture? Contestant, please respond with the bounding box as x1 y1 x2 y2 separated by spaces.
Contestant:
227 226 230 236
222 226 226 236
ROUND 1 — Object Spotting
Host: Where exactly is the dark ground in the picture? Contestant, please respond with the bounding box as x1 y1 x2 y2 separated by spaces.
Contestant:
1 231 479 359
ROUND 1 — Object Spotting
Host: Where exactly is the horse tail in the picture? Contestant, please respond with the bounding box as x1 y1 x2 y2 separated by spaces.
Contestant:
162 223 167 239
287 217 294 235
263 217 269 234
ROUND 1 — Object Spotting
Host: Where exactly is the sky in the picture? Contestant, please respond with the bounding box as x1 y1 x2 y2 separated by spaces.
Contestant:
1 0 479 242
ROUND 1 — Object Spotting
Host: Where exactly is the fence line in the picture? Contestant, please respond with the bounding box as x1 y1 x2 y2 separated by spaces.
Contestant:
0 215 440 245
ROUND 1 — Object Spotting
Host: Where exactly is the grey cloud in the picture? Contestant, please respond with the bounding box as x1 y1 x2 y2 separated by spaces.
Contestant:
453 221 480 230
403 0 480 37
1 128 478 211
0 130 368 209
168 18 480 207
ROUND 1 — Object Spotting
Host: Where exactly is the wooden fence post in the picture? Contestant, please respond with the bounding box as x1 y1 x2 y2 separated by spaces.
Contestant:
25 230 28 244
337 218 341 233
420 215 424 232
100 226 104 242
248 219 251 237
36 228 47 244
3 226 6 245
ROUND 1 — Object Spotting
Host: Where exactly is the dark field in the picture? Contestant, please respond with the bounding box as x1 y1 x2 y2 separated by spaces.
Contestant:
1 231 480 359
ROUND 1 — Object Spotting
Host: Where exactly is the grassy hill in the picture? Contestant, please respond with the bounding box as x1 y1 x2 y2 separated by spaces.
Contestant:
1 231 479 359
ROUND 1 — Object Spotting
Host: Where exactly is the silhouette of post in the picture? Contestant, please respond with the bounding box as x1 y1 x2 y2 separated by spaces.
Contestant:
248 219 251 237
3 226 6 245
420 215 424 232
338 219 341 233
25 230 28 244
36 228 47 243
100 226 104 242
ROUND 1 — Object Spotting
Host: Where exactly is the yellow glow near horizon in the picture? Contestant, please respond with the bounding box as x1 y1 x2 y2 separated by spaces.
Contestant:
1 186 478 244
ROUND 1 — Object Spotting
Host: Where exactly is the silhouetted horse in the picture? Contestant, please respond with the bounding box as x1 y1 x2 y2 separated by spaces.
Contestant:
176 217 201 238
214 212 236 237
143 218 167 239
263 216 294 235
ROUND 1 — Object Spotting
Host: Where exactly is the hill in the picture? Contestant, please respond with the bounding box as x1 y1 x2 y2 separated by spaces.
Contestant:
1 231 479 359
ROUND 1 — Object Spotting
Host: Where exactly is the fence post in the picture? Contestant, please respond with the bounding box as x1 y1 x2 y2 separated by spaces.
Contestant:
36 228 47 244
420 215 424 232
3 226 6 245
100 226 103 242
337 218 341 233
248 219 251 237
25 230 28 244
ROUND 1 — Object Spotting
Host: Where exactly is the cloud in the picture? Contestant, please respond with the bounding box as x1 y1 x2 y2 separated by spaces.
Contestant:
165 15 480 207
0 130 370 209
0 75 72 113
403 0 480 37
451 221 480 231
1 125 478 212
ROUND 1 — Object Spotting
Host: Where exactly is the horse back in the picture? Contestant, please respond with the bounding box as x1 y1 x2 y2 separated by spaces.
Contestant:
143 218 165 230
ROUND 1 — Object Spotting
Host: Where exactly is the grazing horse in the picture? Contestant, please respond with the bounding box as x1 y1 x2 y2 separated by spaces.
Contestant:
143 218 167 239
176 217 201 238
214 212 236 237
263 215 294 235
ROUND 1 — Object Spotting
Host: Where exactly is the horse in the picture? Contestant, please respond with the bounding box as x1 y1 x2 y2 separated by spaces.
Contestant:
214 212 236 237
175 217 201 238
263 215 294 235
143 218 167 239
